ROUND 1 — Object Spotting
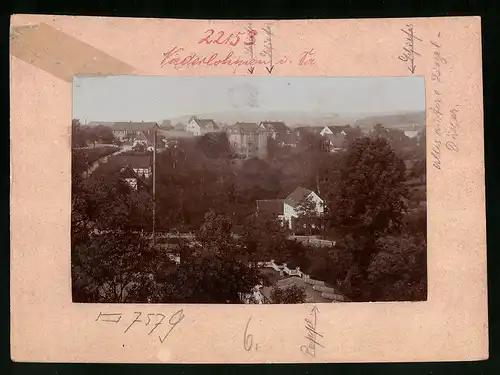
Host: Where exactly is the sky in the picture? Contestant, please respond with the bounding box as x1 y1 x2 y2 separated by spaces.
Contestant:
73 75 425 123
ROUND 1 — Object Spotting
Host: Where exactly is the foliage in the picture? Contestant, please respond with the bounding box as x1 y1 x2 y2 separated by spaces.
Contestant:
335 136 408 237
72 119 116 147
196 132 233 159
367 234 427 301
240 213 289 264
270 284 307 304
410 159 426 183
72 233 162 303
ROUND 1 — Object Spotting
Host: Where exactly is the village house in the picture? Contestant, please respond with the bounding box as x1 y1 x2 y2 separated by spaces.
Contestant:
112 121 160 141
114 154 152 179
256 186 324 232
323 133 346 152
404 130 420 138
319 124 350 137
225 122 271 159
119 165 149 191
186 117 219 136
258 121 289 139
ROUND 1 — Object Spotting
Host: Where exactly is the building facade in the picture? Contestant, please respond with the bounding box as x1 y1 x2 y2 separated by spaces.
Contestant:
225 122 270 159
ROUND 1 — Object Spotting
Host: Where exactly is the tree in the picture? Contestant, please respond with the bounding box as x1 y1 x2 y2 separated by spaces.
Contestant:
367 234 427 301
410 159 426 184
72 233 162 303
196 210 233 251
270 285 307 304
241 213 289 264
332 137 410 301
196 132 232 159
336 137 408 237
72 119 88 148
295 195 320 235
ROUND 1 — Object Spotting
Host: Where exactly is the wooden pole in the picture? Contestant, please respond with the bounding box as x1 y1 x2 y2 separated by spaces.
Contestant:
152 126 157 246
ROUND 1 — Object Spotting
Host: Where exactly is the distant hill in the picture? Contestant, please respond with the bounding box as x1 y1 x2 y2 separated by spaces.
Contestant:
353 111 426 131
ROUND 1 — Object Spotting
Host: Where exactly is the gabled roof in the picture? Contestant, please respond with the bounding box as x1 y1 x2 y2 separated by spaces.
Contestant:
325 125 349 134
135 132 148 142
284 186 315 208
225 122 261 133
190 118 219 130
112 122 158 131
256 199 284 216
119 165 149 189
260 121 288 133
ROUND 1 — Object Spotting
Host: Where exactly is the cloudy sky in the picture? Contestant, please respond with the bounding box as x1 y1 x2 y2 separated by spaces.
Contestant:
73 75 425 122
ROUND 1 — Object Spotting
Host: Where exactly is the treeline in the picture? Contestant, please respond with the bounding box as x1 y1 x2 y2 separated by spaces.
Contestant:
72 119 116 148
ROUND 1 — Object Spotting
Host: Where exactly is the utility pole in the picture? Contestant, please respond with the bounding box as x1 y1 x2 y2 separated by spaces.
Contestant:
152 126 157 246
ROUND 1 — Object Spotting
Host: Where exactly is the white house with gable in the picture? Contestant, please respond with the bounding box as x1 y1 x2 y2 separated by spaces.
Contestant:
186 117 219 136
283 187 324 230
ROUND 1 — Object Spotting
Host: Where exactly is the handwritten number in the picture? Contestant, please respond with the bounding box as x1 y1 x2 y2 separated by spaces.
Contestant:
124 312 142 333
159 310 185 343
148 313 166 335
198 29 215 44
231 32 243 46
214 31 226 44
243 317 253 351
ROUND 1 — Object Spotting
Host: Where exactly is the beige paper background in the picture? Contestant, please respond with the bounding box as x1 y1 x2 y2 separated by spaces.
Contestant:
10 15 487 363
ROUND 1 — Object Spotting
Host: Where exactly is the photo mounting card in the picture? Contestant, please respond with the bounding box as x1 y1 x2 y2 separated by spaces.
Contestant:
10 15 487 363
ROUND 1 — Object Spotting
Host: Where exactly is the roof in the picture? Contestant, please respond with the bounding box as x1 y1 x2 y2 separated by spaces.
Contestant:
284 186 314 208
295 126 324 134
113 154 152 169
135 132 148 142
160 130 194 139
325 125 349 134
119 165 149 188
191 118 219 130
324 133 345 148
260 121 288 132
112 122 158 131
256 199 284 216
225 122 261 133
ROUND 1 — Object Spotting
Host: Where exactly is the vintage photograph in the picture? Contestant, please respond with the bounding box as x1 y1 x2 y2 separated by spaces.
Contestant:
71 76 427 304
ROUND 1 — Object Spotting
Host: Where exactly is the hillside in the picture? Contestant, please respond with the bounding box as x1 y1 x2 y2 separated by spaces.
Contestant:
353 111 426 131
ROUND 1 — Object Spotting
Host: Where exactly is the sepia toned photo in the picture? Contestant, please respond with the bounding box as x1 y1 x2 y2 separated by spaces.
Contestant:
71 76 427 305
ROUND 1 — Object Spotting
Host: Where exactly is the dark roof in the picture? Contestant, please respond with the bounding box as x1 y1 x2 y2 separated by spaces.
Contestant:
260 121 288 132
160 130 193 139
225 122 261 133
119 165 149 189
174 123 186 131
256 199 284 216
191 118 219 130
324 133 345 148
112 122 158 131
114 154 152 169
326 125 349 134
284 186 314 208
295 126 323 134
